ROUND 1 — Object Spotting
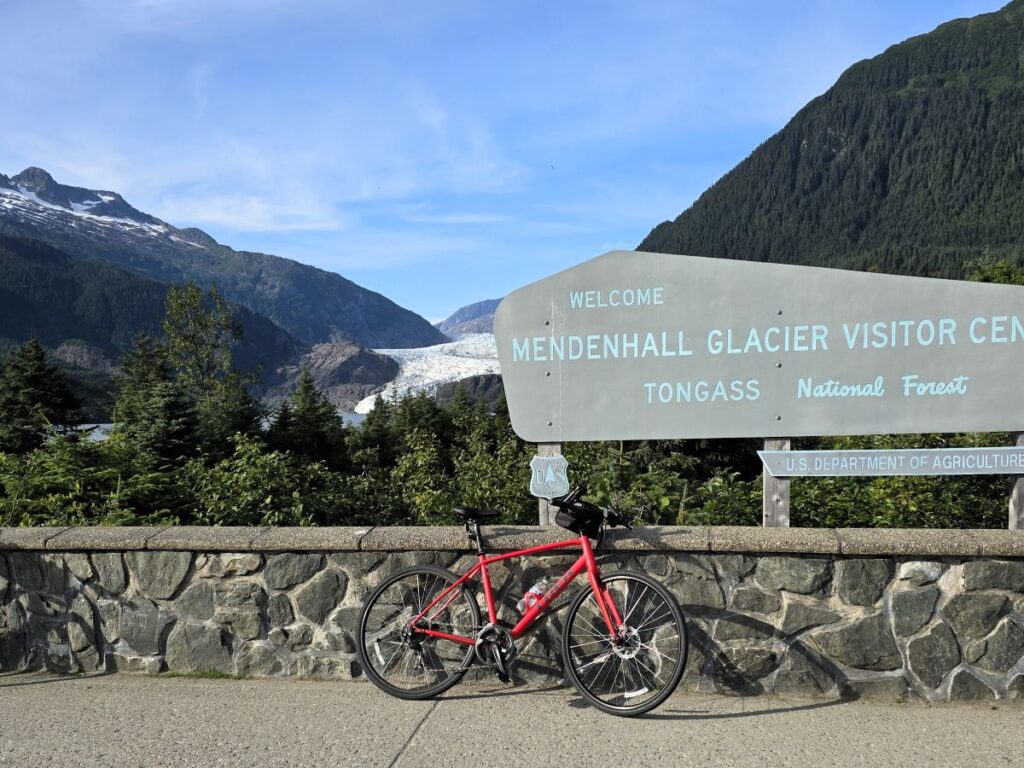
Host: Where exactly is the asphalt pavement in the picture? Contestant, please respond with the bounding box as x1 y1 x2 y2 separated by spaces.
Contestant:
0 672 1020 767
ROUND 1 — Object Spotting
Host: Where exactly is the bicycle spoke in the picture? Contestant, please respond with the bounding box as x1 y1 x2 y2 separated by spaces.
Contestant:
359 568 478 696
565 573 686 715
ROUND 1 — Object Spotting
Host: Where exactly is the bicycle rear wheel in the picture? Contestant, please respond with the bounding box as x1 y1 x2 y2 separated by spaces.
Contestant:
357 565 480 700
562 570 687 716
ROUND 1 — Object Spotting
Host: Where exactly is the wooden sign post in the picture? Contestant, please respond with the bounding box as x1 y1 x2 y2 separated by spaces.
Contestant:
536 443 562 525
1010 433 1024 530
762 438 791 527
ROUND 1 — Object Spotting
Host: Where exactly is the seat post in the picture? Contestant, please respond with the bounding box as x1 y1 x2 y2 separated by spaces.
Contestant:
466 521 485 555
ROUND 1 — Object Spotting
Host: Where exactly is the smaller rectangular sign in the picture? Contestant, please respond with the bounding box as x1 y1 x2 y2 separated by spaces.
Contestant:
759 447 1024 477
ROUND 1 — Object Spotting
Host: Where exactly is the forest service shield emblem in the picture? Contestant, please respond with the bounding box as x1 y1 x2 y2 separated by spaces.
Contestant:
529 453 569 498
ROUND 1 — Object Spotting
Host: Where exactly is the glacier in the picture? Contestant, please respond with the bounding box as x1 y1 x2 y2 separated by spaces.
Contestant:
354 333 500 413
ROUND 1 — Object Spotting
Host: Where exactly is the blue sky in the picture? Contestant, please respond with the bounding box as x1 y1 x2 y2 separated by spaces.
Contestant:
0 0 1003 322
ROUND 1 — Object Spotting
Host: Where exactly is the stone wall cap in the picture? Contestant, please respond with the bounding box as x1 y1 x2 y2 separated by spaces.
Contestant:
146 527 269 551
250 527 372 552
360 526 470 552
0 525 1022 557
43 526 164 551
0 527 69 550
710 526 841 555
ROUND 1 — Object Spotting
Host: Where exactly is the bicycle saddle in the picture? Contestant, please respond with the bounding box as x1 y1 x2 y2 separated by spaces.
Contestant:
453 506 500 522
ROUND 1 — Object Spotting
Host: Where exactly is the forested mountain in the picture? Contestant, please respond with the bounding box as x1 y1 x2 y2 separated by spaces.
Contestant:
640 0 1024 277
0 235 304 380
0 168 446 348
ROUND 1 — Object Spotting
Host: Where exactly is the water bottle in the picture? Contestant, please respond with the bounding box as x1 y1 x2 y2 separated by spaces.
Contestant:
516 577 550 613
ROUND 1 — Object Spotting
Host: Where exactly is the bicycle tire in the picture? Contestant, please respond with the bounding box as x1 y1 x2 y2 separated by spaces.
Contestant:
561 570 687 716
356 565 480 700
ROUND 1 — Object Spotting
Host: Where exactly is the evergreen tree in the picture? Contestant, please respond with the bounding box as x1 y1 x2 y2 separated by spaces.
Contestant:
267 370 348 469
0 339 80 453
159 283 262 458
112 333 171 427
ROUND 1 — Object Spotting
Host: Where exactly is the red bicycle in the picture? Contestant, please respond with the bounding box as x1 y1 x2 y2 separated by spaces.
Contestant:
356 487 688 716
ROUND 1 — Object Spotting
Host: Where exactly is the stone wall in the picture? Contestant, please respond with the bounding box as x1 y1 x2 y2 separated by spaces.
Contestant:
1 525 1023 702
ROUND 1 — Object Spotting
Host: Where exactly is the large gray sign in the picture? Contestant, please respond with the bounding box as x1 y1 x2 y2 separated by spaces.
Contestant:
759 448 1024 477
494 251 1024 442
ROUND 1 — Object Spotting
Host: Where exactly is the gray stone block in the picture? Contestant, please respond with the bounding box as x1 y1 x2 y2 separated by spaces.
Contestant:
268 593 294 627
293 652 359 680
0 554 9 602
67 594 96 653
96 600 120 644
665 557 724 611
941 593 1008 639
907 622 960 689
217 607 263 641
111 652 162 675
714 616 774 641
235 642 287 677
90 553 127 595
8 552 65 593
165 621 232 675
948 669 995 701
63 554 93 583
175 582 215 621
756 556 831 595
294 570 348 625
1008 674 1024 700
780 600 840 635
125 551 192 599
120 599 174 656
710 646 779 692
835 559 892 606
974 619 1024 674
898 561 944 586
845 676 910 702
812 613 900 671
215 581 267 609
264 553 323 590
284 623 314 651
892 587 940 637
962 560 1024 593
196 553 263 578
772 647 837 696
730 586 781 614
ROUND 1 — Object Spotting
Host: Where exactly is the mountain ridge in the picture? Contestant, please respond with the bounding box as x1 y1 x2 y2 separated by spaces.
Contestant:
0 168 447 348
638 0 1024 278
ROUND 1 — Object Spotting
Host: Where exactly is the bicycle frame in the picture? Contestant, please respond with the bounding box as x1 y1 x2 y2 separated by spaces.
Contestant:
410 533 624 647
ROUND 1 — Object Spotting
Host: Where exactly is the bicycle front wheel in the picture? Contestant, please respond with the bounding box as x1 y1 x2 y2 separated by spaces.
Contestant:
562 570 687 716
357 565 480 700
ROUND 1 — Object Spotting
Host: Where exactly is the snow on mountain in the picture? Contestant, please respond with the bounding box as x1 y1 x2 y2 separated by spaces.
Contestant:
0 167 448 348
354 333 500 413
0 182 176 240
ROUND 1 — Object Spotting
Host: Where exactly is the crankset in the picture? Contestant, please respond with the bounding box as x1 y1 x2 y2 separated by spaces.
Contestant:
474 623 518 683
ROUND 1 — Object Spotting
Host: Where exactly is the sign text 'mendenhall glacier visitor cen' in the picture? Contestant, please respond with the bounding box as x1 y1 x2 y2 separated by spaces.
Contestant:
493 251 1024 442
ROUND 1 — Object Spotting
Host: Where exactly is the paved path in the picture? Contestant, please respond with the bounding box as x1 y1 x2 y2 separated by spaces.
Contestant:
0 672 1020 767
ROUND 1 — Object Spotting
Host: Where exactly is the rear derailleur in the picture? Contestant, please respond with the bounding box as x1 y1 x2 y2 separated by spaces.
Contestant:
474 623 518 683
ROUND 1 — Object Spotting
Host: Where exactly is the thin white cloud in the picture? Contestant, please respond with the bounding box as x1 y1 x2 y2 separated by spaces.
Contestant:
404 212 514 225
153 193 345 233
